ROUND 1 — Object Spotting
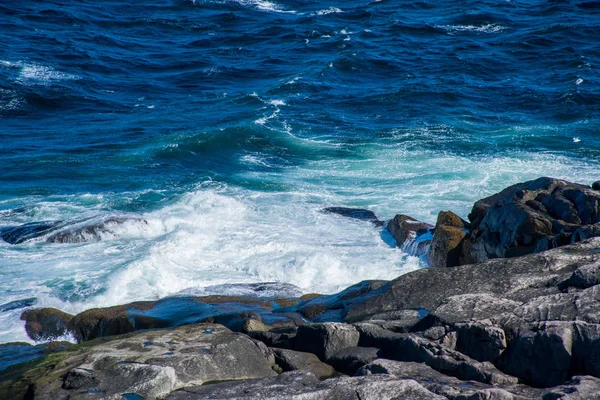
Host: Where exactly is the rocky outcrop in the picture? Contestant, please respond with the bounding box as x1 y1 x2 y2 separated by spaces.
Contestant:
463 177 600 264
167 370 447 400
0 324 278 399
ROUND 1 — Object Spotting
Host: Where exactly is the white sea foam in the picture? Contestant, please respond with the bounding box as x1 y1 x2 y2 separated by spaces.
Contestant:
313 7 343 16
439 24 507 34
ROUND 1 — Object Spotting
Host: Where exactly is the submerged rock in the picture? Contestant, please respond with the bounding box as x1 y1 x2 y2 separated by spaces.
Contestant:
322 206 384 226
0 213 146 245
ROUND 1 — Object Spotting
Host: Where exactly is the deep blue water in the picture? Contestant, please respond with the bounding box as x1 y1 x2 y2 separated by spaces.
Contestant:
1 0 599 343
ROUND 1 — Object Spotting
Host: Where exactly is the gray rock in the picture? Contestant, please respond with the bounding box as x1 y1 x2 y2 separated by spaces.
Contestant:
342 239 600 323
4 323 277 400
562 260 600 289
455 320 507 362
434 294 522 324
166 370 446 400
463 177 600 264
355 324 517 385
272 348 335 379
293 322 360 361
327 347 381 375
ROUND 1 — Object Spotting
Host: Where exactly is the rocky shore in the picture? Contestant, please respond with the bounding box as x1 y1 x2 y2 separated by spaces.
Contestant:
3 177 600 399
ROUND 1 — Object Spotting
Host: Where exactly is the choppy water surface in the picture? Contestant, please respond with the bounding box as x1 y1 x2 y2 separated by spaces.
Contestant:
1 0 599 343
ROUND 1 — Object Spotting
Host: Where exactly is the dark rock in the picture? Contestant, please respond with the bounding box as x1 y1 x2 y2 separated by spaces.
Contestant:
322 207 383 226
455 320 507 362
166 370 446 400
63 295 301 342
386 214 433 253
293 323 360 362
463 177 600 264
593 181 600 191
281 280 387 321
327 346 381 375
355 323 517 385
0 323 277 400
247 328 297 349
20 308 74 342
272 348 335 379
46 214 147 243
0 221 63 244
0 214 147 245
0 341 72 373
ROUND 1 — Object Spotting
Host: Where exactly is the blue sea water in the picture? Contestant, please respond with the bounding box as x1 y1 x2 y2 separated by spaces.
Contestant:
0 0 599 343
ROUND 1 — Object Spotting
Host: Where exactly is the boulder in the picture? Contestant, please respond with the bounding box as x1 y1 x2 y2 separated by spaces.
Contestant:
166 370 446 400
427 210 468 268
271 348 335 379
463 177 600 264
20 308 74 342
327 346 381 375
386 214 433 252
455 320 507 362
0 323 277 400
561 260 600 289
322 207 383 226
293 323 360 362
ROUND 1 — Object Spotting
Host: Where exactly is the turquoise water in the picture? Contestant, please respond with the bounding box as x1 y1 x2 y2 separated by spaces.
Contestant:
1 0 599 343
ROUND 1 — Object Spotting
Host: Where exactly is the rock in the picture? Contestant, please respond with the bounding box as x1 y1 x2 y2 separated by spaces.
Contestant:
272 348 336 379
327 346 381 375
593 181 600 191
281 280 387 321
54 295 301 342
293 323 360 362
427 225 468 268
355 324 517 385
45 214 147 243
455 320 507 362
322 207 383 226
463 177 600 264
20 308 74 342
0 221 63 244
426 210 469 268
0 214 147 245
166 370 447 400
387 214 433 246
0 341 72 373
342 239 600 323
561 260 600 289
247 327 297 349
434 293 522 324
0 323 277 400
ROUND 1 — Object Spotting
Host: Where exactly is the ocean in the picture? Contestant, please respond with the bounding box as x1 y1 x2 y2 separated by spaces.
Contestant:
1 0 599 343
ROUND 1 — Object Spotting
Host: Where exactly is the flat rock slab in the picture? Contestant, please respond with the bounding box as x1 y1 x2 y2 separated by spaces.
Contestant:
271 348 335 379
166 370 446 400
0 323 277 400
